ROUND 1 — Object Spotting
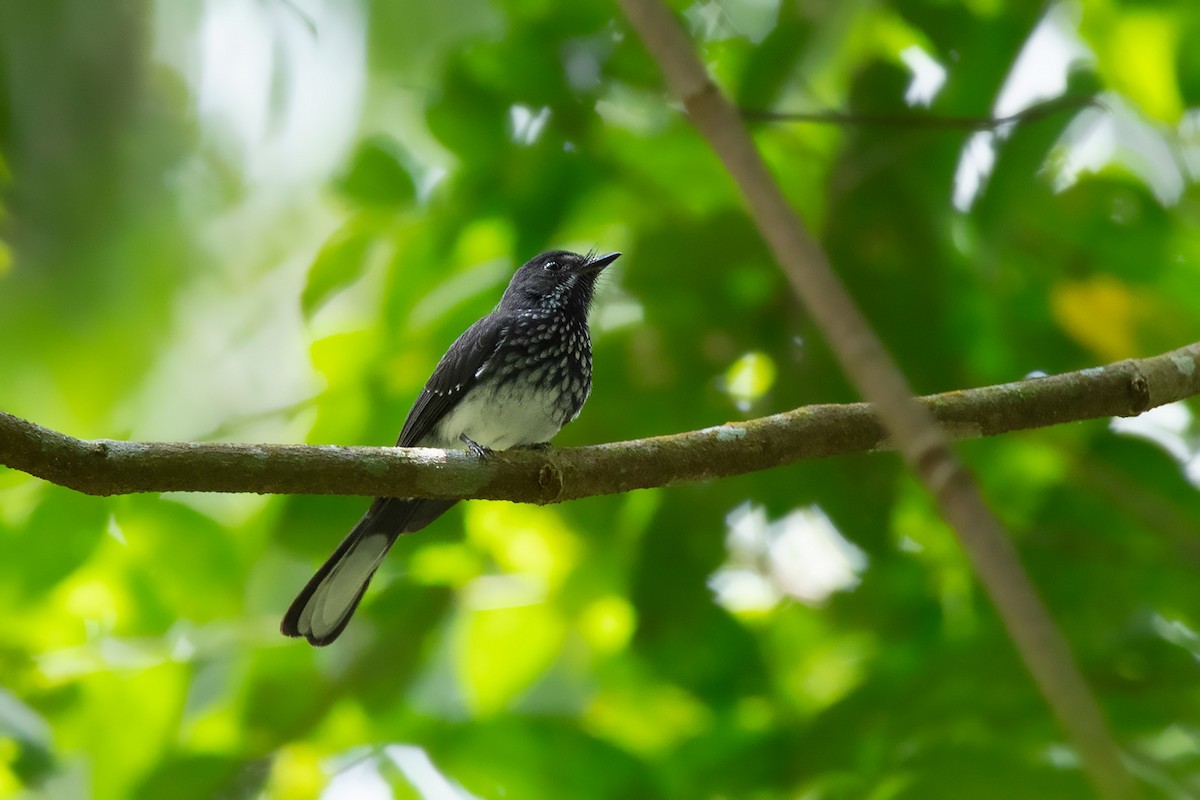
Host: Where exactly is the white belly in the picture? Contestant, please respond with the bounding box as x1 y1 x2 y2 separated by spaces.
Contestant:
430 378 567 451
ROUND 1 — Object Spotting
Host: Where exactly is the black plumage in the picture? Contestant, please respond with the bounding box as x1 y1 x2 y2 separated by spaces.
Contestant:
281 249 620 645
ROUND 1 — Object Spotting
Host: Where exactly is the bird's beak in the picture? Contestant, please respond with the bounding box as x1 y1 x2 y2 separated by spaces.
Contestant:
584 252 621 273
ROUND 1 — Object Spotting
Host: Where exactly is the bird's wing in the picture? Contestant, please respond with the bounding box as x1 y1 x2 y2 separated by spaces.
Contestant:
397 312 509 447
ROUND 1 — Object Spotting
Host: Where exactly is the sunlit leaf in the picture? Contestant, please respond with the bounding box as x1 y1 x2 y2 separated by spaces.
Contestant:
456 602 567 716
1050 275 1142 361
301 214 383 317
1089 9 1184 122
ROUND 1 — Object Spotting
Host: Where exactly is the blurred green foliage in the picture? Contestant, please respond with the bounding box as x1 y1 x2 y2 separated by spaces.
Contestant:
2 0 1200 798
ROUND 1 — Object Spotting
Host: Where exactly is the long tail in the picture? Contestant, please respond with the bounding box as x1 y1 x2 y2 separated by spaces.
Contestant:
281 498 455 646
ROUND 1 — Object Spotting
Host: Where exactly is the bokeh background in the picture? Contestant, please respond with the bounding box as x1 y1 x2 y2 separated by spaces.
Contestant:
3 0 1200 797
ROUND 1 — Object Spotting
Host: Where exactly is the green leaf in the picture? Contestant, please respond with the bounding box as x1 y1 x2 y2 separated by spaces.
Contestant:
300 213 380 317
333 136 417 208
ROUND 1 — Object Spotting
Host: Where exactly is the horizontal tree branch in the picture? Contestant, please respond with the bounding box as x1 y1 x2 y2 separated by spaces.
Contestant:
2 343 1196 501
741 94 1100 130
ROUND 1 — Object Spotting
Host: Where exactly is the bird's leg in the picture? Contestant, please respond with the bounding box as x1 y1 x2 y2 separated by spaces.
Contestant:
459 433 493 458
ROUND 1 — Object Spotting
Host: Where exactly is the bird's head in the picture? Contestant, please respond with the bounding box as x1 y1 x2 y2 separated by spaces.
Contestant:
498 250 621 315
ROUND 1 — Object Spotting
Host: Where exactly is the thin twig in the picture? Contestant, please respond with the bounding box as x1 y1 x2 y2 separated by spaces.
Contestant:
1 344 1196 500
741 93 1101 130
613 1 1141 797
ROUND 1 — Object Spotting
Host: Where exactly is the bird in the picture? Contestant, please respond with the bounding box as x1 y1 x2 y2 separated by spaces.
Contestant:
281 249 621 646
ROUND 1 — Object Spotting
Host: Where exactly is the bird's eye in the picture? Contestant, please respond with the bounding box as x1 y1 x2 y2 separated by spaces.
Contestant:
542 260 561 272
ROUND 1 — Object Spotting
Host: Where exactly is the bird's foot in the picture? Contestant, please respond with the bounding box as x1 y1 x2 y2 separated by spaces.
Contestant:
460 433 493 458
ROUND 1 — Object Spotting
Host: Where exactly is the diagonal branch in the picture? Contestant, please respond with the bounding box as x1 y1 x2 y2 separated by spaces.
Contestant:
614 1 1142 797
1 343 1196 500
